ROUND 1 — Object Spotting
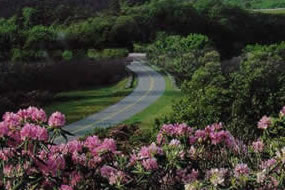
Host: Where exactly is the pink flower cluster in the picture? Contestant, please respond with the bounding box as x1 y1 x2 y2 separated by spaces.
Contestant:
252 140 264 153
100 165 128 185
260 159 277 169
258 116 271 130
0 107 65 143
234 163 250 177
176 168 199 184
20 123 48 141
60 185 73 190
130 143 163 171
48 111 65 128
1 106 285 189
158 123 192 140
194 124 236 149
85 136 117 156
17 107 47 123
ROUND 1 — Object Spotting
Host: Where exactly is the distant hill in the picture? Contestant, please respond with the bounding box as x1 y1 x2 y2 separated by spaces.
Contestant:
0 0 149 19
0 0 110 18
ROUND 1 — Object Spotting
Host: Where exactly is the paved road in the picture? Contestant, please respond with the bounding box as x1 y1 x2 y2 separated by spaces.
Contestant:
56 53 166 143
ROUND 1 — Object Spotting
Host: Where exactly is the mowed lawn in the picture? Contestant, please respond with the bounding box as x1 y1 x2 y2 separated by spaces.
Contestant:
253 8 285 14
45 77 135 124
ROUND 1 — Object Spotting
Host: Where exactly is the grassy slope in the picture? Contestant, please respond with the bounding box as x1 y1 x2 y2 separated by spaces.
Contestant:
45 77 136 124
253 8 285 14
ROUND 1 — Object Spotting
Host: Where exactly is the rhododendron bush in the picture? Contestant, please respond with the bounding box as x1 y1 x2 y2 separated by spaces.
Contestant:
0 107 284 190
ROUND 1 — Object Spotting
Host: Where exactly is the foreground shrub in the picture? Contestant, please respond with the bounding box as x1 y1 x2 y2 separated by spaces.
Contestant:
0 106 284 189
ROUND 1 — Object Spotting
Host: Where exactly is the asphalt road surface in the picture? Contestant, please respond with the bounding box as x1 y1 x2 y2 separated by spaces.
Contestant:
56 53 166 143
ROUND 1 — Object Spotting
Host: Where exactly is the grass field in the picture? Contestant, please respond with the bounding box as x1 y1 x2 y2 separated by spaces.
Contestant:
252 8 285 14
45 77 136 124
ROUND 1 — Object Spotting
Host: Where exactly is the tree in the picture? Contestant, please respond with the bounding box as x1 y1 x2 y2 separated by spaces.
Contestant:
109 0 121 14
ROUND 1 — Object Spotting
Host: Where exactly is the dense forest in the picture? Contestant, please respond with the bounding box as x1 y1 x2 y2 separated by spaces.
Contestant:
0 0 285 189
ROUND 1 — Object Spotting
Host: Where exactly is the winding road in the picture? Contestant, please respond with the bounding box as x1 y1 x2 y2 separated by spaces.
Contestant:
56 53 166 142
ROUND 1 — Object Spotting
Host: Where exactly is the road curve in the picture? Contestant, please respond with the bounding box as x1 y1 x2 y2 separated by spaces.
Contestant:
56 53 166 143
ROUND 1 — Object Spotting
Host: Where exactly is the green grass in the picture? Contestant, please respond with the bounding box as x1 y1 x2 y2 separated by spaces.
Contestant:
254 8 285 14
45 77 136 124
123 65 183 142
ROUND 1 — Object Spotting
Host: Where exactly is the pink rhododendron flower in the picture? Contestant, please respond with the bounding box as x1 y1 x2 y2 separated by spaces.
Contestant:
48 111 65 128
252 140 264 153
2 112 21 127
234 164 250 177
90 138 117 156
100 165 128 185
195 130 207 141
0 122 9 137
100 165 117 177
88 156 102 168
160 123 192 137
3 164 13 177
188 136 197 144
156 133 163 145
71 152 87 165
84 135 101 149
25 107 47 122
17 107 47 123
138 143 163 159
70 171 82 187
258 116 271 130
37 154 66 176
175 123 193 136
176 168 199 184
20 123 48 141
67 140 83 154
142 158 158 170
260 158 277 169
60 185 73 190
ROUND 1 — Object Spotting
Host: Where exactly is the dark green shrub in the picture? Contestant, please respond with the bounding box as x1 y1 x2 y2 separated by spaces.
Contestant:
147 34 213 83
24 25 57 50
229 42 285 139
88 48 129 60
62 50 73 61
0 17 18 60
22 7 39 28
65 16 115 49
11 48 49 62
109 16 139 47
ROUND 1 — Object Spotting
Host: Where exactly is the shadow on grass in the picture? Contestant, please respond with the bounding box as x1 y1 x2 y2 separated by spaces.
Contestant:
53 91 132 103
53 90 177 103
